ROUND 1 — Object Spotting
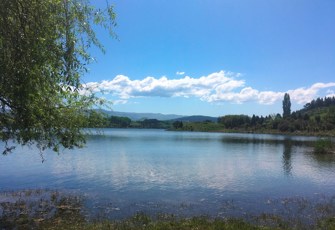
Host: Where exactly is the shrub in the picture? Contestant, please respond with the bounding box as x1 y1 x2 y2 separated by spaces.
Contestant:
314 139 334 154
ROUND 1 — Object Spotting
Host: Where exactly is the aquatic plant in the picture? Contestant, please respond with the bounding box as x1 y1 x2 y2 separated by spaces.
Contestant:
314 138 334 154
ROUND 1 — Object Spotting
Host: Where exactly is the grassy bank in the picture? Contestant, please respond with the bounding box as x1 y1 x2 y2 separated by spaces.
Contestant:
1 190 335 229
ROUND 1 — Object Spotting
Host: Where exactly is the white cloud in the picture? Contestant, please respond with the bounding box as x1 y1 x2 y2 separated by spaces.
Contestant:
258 91 284 105
176 71 185 75
83 71 335 105
288 82 335 104
84 71 244 101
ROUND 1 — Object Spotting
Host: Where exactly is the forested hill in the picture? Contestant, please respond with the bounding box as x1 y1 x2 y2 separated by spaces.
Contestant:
99 110 182 121
215 96 335 135
289 96 335 127
286 96 335 133
299 96 335 112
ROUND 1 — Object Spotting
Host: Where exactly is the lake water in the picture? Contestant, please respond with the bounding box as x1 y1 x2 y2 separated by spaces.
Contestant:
1 129 335 219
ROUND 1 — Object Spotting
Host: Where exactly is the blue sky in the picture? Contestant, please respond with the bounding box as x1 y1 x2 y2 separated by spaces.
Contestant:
83 0 335 117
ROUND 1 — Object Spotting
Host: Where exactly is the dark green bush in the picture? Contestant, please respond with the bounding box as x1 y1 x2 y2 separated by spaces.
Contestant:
314 139 334 154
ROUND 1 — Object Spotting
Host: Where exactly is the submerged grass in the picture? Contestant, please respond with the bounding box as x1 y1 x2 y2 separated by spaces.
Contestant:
0 190 335 230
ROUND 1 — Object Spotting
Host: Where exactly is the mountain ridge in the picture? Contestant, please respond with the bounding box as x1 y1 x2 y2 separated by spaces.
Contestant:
170 115 218 123
99 110 218 122
99 110 183 121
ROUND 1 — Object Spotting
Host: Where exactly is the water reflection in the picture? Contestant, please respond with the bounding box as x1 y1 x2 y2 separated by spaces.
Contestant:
219 135 333 177
220 135 317 146
309 150 335 167
282 140 292 176
0 130 334 217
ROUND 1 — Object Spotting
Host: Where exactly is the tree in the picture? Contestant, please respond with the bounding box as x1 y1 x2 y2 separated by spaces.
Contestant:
86 111 109 128
282 93 291 118
140 119 161 129
173 121 183 129
218 115 250 129
0 0 116 155
109 116 132 128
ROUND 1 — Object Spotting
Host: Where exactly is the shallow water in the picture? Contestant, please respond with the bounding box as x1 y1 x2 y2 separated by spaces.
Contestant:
1 129 334 219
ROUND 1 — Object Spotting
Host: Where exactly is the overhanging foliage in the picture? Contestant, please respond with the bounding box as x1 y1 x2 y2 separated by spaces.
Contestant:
0 0 116 154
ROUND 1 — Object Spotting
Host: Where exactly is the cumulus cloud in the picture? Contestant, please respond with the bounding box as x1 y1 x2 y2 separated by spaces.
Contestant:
83 71 335 105
288 82 335 104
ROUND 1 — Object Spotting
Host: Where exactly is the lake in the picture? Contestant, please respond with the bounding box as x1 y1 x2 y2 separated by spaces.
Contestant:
1 129 335 219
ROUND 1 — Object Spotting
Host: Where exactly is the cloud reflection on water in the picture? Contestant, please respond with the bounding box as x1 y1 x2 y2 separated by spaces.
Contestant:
1 130 334 202
40 130 335 198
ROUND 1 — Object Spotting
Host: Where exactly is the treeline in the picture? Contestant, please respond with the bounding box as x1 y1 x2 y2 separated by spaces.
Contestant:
217 96 335 133
303 96 335 110
83 111 170 129
83 96 335 134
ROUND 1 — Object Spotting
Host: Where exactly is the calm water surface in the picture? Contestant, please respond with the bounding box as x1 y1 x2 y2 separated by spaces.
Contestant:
1 129 334 218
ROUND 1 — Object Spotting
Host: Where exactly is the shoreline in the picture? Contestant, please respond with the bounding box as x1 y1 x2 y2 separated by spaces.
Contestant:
168 127 335 137
1 189 334 229
87 126 335 137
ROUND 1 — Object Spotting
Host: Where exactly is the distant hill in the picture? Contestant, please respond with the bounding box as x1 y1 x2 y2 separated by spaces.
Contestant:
99 110 183 121
171 115 218 123
96 110 219 122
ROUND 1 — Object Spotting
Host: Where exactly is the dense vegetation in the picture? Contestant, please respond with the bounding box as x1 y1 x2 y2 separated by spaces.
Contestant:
314 138 335 154
217 96 335 135
0 0 116 154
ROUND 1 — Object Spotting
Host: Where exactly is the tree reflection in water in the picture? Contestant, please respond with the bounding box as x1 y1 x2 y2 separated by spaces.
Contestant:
282 140 293 176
